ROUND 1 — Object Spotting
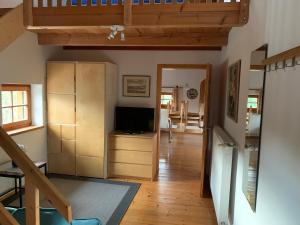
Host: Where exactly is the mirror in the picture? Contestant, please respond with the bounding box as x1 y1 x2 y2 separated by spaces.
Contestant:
242 45 268 211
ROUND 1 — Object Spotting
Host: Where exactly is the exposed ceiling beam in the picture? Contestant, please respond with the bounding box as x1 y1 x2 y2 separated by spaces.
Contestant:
62 46 222 51
38 33 228 46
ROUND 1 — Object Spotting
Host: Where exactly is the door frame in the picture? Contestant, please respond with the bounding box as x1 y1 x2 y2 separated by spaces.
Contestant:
156 64 212 197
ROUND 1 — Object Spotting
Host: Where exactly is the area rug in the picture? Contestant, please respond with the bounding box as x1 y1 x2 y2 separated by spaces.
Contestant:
4 175 140 225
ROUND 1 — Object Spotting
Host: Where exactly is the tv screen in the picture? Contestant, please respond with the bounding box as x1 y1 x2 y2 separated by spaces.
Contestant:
115 107 155 133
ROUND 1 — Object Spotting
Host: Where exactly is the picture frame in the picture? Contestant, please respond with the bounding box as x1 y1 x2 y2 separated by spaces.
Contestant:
123 75 151 97
227 60 241 122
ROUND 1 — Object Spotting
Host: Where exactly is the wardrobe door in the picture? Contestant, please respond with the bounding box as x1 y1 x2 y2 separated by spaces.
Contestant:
76 63 105 178
47 62 76 175
47 62 75 94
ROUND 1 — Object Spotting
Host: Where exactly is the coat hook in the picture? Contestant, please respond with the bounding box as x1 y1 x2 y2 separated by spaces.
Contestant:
277 61 285 70
296 56 300 66
270 63 276 71
285 57 296 68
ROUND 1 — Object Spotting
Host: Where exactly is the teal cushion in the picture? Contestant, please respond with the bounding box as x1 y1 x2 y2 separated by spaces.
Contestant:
12 208 70 225
8 208 101 225
5 207 18 215
72 219 102 225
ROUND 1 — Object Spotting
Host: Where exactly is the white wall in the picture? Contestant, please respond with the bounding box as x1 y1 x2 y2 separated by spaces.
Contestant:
162 69 206 113
55 50 221 125
221 1 300 225
0 32 58 193
0 0 22 8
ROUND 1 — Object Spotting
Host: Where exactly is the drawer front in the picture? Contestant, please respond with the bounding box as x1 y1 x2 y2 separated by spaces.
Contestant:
110 150 152 165
76 156 103 178
110 136 153 152
110 163 152 179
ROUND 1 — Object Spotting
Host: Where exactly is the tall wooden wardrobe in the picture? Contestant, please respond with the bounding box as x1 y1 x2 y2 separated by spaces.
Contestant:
47 61 117 178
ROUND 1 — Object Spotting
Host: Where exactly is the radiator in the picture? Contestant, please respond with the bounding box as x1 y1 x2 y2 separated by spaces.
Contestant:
210 126 236 225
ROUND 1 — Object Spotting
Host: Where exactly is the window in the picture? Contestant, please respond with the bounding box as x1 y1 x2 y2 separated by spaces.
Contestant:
247 96 259 112
1 85 31 131
161 92 173 109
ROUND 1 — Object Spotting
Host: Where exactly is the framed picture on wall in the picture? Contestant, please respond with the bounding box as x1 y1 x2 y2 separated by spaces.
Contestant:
227 60 241 122
123 75 151 97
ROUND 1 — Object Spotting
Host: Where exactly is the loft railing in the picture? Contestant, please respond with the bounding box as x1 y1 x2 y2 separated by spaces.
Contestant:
31 0 240 7
0 127 72 225
24 0 249 28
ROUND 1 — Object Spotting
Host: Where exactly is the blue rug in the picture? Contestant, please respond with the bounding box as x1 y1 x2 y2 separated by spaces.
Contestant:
5 175 140 225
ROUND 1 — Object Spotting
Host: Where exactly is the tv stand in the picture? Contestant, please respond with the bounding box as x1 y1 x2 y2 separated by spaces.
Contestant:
109 131 158 180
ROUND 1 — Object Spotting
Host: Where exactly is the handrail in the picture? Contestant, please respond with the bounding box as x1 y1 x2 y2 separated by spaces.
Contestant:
0 127 72 225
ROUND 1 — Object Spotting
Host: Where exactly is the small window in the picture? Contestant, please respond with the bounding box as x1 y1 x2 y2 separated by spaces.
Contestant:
247 97 258 110
161 92 173 109
1 84 31 131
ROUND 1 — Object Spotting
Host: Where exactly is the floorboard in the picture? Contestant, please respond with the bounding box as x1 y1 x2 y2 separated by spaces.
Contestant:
118 132 217 225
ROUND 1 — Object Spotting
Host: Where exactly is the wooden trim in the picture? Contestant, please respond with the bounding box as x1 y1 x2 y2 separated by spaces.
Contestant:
0 127 72 223
1 84 32 131
200 64 211 197
23 1 33 26
262 45 300 65
7 125 44 136
250 64 265 71
156 63 211 197
239 0 250 25
0 203 18 225
38 33 228 47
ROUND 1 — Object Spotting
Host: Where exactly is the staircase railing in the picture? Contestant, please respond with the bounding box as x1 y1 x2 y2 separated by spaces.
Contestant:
0 127 72 225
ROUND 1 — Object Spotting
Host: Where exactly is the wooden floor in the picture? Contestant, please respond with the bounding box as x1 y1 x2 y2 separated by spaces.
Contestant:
119 132 217 225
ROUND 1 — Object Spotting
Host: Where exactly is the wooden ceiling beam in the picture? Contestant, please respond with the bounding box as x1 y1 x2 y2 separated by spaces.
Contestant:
62 46 222 51
38 33 228 46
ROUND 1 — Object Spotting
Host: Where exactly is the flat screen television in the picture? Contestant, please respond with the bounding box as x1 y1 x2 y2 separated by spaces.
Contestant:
115 106 155 134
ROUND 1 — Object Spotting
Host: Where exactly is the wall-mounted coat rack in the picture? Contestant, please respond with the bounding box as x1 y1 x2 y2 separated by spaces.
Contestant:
262 45 300 72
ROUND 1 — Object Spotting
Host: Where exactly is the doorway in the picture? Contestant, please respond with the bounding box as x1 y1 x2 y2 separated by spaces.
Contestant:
156 64 212 197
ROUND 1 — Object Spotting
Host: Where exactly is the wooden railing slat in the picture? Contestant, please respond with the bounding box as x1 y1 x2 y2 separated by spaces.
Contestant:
48 0 53 7
0 203 19 225
38 0 43 7
0 127 72 223
25 178 40 225
23 0 33 26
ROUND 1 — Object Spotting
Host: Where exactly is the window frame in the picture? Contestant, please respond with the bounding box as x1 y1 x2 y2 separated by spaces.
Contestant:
1 84 32 131
247 95 260 113
160 92 173 109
